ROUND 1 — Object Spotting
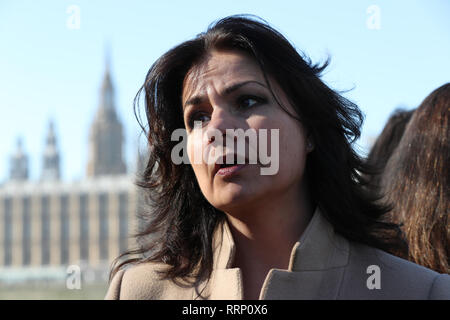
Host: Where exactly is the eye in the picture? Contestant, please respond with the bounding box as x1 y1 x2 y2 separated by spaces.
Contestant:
187 112 210 130
236 95 266 109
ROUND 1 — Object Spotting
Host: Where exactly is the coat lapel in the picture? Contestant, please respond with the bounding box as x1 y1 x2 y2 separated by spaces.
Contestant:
196 208 349 300
193 219 243 299
260 210 349 299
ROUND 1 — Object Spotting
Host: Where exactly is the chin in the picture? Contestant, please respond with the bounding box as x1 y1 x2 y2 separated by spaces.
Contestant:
211 183 261 213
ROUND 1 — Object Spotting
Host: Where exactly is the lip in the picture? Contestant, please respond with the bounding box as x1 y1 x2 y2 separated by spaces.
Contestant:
212 154 250 177
216 163 247 177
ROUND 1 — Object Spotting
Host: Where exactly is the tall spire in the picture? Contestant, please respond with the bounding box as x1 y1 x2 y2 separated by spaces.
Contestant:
10 137 29 181
86 46 126 177
41 120 61 181
100 45 115 113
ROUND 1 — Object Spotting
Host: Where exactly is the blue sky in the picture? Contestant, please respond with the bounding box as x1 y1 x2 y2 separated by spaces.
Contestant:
0 0 449 182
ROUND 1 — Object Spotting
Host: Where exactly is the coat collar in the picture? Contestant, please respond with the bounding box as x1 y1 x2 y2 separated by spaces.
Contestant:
201 207 350 299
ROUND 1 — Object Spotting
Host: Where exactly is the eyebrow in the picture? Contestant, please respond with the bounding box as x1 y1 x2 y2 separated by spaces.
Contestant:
183 80 267 110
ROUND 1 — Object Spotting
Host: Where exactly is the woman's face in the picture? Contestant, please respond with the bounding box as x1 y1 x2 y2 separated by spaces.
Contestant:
181 49 311 214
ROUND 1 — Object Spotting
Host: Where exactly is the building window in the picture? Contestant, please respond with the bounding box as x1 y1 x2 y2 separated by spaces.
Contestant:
22 197 31 266
119 193 128 254
3 197 12 266
99 193 108 261
41 196 50 265
79 194 89 262
60 195 69 265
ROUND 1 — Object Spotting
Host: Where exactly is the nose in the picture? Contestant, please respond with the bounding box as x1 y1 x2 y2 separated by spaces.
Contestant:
205 105 237 144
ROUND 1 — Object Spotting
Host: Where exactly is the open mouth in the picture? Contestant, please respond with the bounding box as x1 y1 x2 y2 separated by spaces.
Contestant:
220 162 238 168
214 154 250 177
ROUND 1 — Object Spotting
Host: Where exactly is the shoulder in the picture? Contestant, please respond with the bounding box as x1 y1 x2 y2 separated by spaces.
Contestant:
104 262 196 300
340 240 450 299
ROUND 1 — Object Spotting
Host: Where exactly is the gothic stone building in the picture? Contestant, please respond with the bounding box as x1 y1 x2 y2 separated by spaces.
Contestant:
0 58 139 270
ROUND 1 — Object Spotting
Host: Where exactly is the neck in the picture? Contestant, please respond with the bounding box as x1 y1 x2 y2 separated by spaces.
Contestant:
225 182 314 270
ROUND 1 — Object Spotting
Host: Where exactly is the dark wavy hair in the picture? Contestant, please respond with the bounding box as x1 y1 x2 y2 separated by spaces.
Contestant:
381 83 449 273
110 15 407 285
366 108 415 190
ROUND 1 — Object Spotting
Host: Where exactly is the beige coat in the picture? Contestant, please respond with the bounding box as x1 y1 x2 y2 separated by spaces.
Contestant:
105 208 450 300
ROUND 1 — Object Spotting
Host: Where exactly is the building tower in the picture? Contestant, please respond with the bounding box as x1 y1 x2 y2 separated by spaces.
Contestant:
86 52 126 177
9 137 29 181
41 120 61 181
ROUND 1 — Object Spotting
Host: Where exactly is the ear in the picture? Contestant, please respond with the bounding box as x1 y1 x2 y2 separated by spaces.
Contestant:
306 136 314 153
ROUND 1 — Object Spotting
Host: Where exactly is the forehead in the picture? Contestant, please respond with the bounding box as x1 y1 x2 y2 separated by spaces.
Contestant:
182 50 264 99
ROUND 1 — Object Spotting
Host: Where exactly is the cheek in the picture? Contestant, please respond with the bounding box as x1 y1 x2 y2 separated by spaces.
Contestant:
187 134 198 166
249 114 306 157
253 114 307 182
279 122 308 181
187 133 211 193
281 125 306 160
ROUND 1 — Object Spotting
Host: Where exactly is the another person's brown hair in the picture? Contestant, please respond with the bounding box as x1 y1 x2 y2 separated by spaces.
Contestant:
381 83 450 273
366 108 415 190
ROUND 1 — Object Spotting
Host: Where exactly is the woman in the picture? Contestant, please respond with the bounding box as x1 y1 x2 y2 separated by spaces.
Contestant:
106 15 450 299
380 83 449 274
